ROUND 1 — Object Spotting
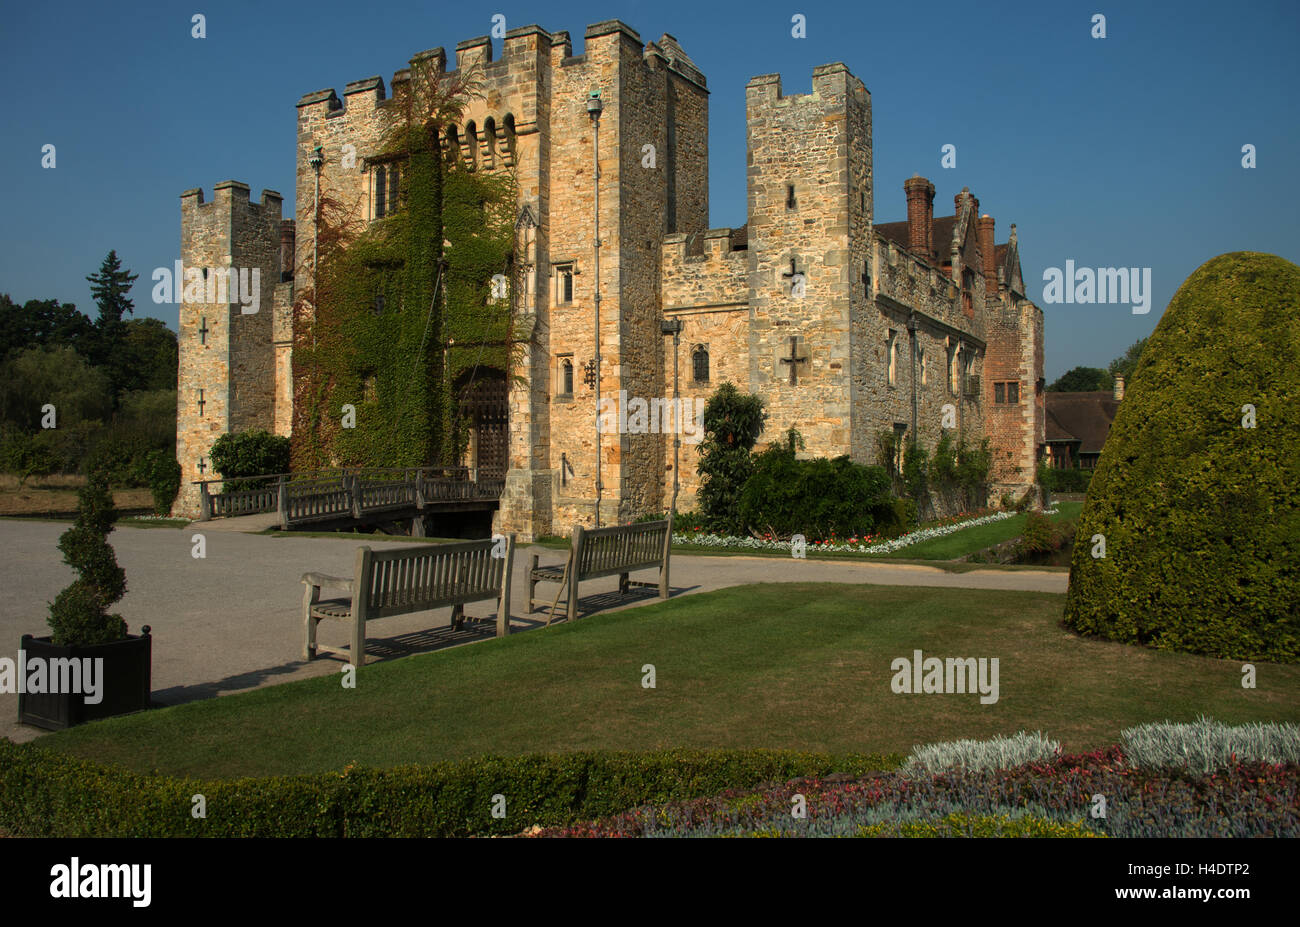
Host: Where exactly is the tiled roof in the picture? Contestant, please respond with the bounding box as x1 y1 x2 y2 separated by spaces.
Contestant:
1045 392 1120 453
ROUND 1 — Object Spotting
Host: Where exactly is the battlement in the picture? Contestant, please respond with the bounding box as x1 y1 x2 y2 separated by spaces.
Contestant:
180 182 283 219
662 229 749 311
295 20 705 121
662 227 747 263
746 62 864 109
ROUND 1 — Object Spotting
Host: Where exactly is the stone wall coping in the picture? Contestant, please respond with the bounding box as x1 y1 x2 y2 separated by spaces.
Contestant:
296 88 340 108
344 76 385 97
505 24 552 41
455 35 492 51
584 19 642 44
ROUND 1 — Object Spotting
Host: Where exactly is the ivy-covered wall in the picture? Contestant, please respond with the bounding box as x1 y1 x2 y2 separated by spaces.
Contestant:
291 65 517 472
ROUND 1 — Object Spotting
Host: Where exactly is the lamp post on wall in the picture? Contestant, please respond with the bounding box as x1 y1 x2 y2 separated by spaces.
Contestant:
587 89 604 527
660 318 683 518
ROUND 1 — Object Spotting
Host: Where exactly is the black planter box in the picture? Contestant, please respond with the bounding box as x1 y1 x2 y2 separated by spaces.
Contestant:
17 627 152 730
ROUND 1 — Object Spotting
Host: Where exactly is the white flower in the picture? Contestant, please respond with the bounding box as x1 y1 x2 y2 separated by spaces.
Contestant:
673 510 1016 555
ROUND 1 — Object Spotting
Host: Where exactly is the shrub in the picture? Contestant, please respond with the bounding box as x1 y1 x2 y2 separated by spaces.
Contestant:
695 383 767 534
46 470 128 646
210 430 291 491
902 442 928 502
1016 510 1057 556
880 497 917 537
1038 461 1093 493
900 731 1061 778
83 433 147 485
737 430 893 539
1121 718 1300 774
1063 253 1300 663
145 450 182 515
0 744 898 838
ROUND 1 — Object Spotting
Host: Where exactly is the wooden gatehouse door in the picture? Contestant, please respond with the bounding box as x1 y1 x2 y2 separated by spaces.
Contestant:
457 371 508 480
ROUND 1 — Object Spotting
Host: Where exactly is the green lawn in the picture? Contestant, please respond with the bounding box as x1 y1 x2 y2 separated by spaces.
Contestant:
37 580 1298 779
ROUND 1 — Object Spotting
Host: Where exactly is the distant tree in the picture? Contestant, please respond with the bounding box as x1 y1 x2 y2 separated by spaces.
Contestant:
1047 366 1113 392
0 345 113 431
0 294 96 361
1107 337 1148 382
85 250 138 326
111 318 178 394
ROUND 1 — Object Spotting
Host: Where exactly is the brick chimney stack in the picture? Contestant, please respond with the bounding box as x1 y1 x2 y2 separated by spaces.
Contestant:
1113 376 1125 401
978 214 996 290
904 175 935 260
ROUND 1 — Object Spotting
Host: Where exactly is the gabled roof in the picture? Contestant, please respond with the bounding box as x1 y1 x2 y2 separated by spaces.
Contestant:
1045 392 1120 453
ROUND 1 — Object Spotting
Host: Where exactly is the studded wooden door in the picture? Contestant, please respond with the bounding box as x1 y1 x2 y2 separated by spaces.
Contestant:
458 374 508 480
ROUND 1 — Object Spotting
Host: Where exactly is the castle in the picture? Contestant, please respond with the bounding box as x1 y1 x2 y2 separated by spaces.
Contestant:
173 20 1045 538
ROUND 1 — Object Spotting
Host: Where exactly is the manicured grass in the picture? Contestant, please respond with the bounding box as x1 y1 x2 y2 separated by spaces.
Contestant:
37 581 1299 779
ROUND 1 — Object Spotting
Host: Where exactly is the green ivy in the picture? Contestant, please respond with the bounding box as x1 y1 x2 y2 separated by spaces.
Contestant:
292 60 519 471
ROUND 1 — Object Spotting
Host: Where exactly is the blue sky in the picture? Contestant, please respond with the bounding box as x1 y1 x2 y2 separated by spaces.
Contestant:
2 0 1296 380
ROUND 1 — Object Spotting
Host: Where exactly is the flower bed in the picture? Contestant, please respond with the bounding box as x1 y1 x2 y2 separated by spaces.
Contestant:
539 746 1300 838
673 508 1029 556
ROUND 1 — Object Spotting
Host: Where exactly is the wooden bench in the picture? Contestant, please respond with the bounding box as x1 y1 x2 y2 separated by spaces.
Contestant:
528 518 672 622
302 535 515 667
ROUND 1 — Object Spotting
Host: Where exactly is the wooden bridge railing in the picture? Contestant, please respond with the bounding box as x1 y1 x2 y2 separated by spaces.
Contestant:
195 467 502 527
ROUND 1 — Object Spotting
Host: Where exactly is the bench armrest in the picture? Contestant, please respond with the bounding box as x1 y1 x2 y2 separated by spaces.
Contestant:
301 572 354 593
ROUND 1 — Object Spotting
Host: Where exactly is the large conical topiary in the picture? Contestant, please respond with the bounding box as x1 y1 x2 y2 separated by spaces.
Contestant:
47 470 128 646
1063 252 1300 663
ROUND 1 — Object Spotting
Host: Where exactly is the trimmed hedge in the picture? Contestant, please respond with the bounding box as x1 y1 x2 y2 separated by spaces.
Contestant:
0 742 899 837
1064 252 1300 663
1039 464 1092 494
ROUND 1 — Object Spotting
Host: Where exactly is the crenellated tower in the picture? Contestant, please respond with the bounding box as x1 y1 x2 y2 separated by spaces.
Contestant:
174 182 290 518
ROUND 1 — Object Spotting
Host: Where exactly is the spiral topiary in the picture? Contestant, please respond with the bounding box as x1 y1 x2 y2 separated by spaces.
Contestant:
46 469 128 646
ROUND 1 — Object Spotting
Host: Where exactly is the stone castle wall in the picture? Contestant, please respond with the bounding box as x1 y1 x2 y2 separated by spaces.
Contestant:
173 182 282 518
744 66 866 463
178 22 1044 533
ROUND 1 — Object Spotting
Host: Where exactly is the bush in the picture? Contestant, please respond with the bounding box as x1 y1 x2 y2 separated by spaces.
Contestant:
1121 718 1300 774
1063 253 1300 663
1038 461 1093 493
900 731 1061 778
210 430 291 490
695 383 767 534
46 471 128 646
1016 510 1056 556
880 497 917 537
738 431 893 539
145 450 182 515
0 744 897 838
